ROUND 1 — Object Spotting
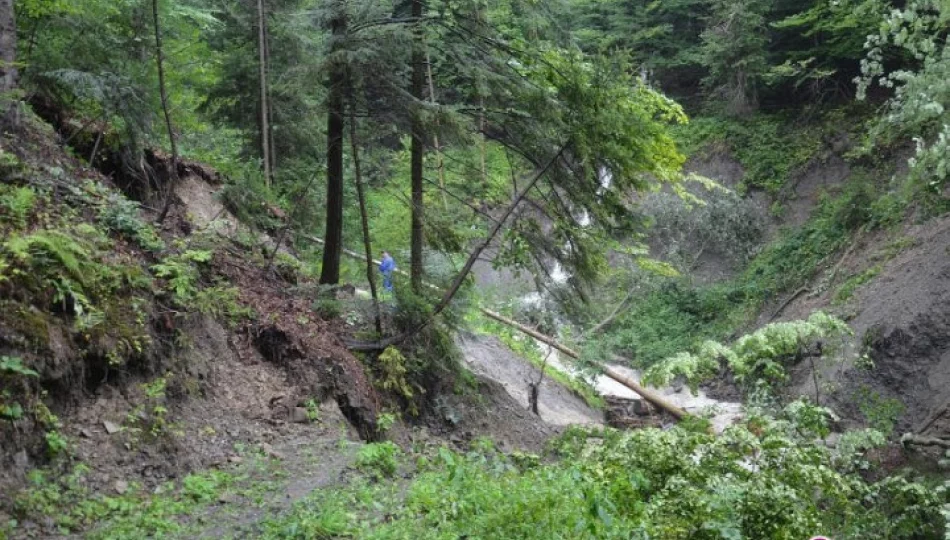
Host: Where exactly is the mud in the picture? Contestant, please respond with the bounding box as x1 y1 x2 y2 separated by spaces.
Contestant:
457 333 603 427
785 214 950 437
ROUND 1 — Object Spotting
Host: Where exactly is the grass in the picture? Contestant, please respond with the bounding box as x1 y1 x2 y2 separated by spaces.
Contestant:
834 265 882 305
10 445 286 539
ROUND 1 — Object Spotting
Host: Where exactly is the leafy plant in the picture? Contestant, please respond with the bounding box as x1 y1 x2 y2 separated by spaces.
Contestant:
0 356 39 421
376 412 398 434
645 311 851 392
856 386 905 436
0 185 37 229
151 249 213 303
124 376 174 443
834 265 882 304
376 347 415 401
355 442 401 479
312 297 342 321
97 193 165 252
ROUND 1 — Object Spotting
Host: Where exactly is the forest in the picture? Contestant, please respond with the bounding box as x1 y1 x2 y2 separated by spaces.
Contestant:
1 0 950 538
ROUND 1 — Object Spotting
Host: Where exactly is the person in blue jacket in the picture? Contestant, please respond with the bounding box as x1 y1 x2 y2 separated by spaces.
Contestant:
379 251 395 292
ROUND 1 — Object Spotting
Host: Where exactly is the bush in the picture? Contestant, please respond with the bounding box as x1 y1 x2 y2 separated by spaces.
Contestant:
97 193 165 251
265 411 948 539
355 442 401 479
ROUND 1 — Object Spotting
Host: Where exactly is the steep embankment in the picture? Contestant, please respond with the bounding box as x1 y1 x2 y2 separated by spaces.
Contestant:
0 109 584 538
679 125 950 439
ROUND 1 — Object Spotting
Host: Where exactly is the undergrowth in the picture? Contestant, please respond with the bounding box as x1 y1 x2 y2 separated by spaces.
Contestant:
595 168 909 370
260 406 947 539
673 113 825 193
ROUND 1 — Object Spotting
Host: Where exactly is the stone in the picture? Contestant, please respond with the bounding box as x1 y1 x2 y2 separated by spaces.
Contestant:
103 420 121 435
291 407 311 424
227 455 243 464
633 399 655 416
13 450 29 471
114 480 129 495
79 428 94 438
260 442 283 460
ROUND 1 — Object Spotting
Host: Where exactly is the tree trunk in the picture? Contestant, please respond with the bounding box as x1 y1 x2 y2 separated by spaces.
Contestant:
409 0 425 293
319 5 346 285
152 0 179 223
257 0 272 186
350 106 383 338
0 0 17 122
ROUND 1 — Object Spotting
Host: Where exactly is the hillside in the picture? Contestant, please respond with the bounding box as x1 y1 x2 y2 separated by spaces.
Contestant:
3 0 950 537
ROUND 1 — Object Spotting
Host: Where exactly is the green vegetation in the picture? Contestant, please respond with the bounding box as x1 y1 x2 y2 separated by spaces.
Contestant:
0 356 38 421
262 409 945 539
834 266 883 305
4 0 950 537
673 114 824 192
355 441 401 479
645 311 851 392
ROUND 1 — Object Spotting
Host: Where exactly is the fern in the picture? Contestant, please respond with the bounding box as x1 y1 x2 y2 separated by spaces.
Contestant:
0 186 37 229
5 230 94 288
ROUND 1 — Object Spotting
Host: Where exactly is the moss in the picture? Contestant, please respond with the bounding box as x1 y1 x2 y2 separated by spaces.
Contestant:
1 303 54 350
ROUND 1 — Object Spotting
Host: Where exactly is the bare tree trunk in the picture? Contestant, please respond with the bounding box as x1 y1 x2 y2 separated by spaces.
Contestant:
479 96 487 184
257 0 272 186
319 4 346 285
350 106 383 338
152 0 179 223
0 0 17 124
409 0 425 293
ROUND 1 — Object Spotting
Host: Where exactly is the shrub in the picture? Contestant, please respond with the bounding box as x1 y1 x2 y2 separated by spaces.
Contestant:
0 185 37 229
97 193 165 251
355 442 401 478
644 311 851 392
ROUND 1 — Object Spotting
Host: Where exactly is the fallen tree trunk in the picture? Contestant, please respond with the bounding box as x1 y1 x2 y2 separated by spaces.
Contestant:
480 309 689 420
901 434 950 449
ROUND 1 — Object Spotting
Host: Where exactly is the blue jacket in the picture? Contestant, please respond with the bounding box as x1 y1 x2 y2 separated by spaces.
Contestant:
379 255 395 275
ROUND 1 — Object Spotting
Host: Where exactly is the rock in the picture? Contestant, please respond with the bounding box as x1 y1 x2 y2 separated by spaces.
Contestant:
260 442 283 460
227 455 243 464
79 428 94 438
114 480 129 495
103 420 121 435
633 399 655 416
291 407 311 424
13 449 29 471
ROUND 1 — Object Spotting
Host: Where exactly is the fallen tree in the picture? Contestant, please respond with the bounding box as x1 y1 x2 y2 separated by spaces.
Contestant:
480 310 689 419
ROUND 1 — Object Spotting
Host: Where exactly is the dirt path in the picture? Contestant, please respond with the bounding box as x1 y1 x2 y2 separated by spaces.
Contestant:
457 334 604 427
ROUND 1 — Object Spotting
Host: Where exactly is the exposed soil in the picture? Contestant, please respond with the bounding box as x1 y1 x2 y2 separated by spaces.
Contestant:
457 333 603 427
782 213 950 438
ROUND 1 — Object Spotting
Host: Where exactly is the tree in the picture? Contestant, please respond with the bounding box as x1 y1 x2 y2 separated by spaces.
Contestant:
409 0 425 292
0 0 17 121
151 0 179 222
700 0 770 116
257 0 272 185
857 0 950 193
320 0 347 285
